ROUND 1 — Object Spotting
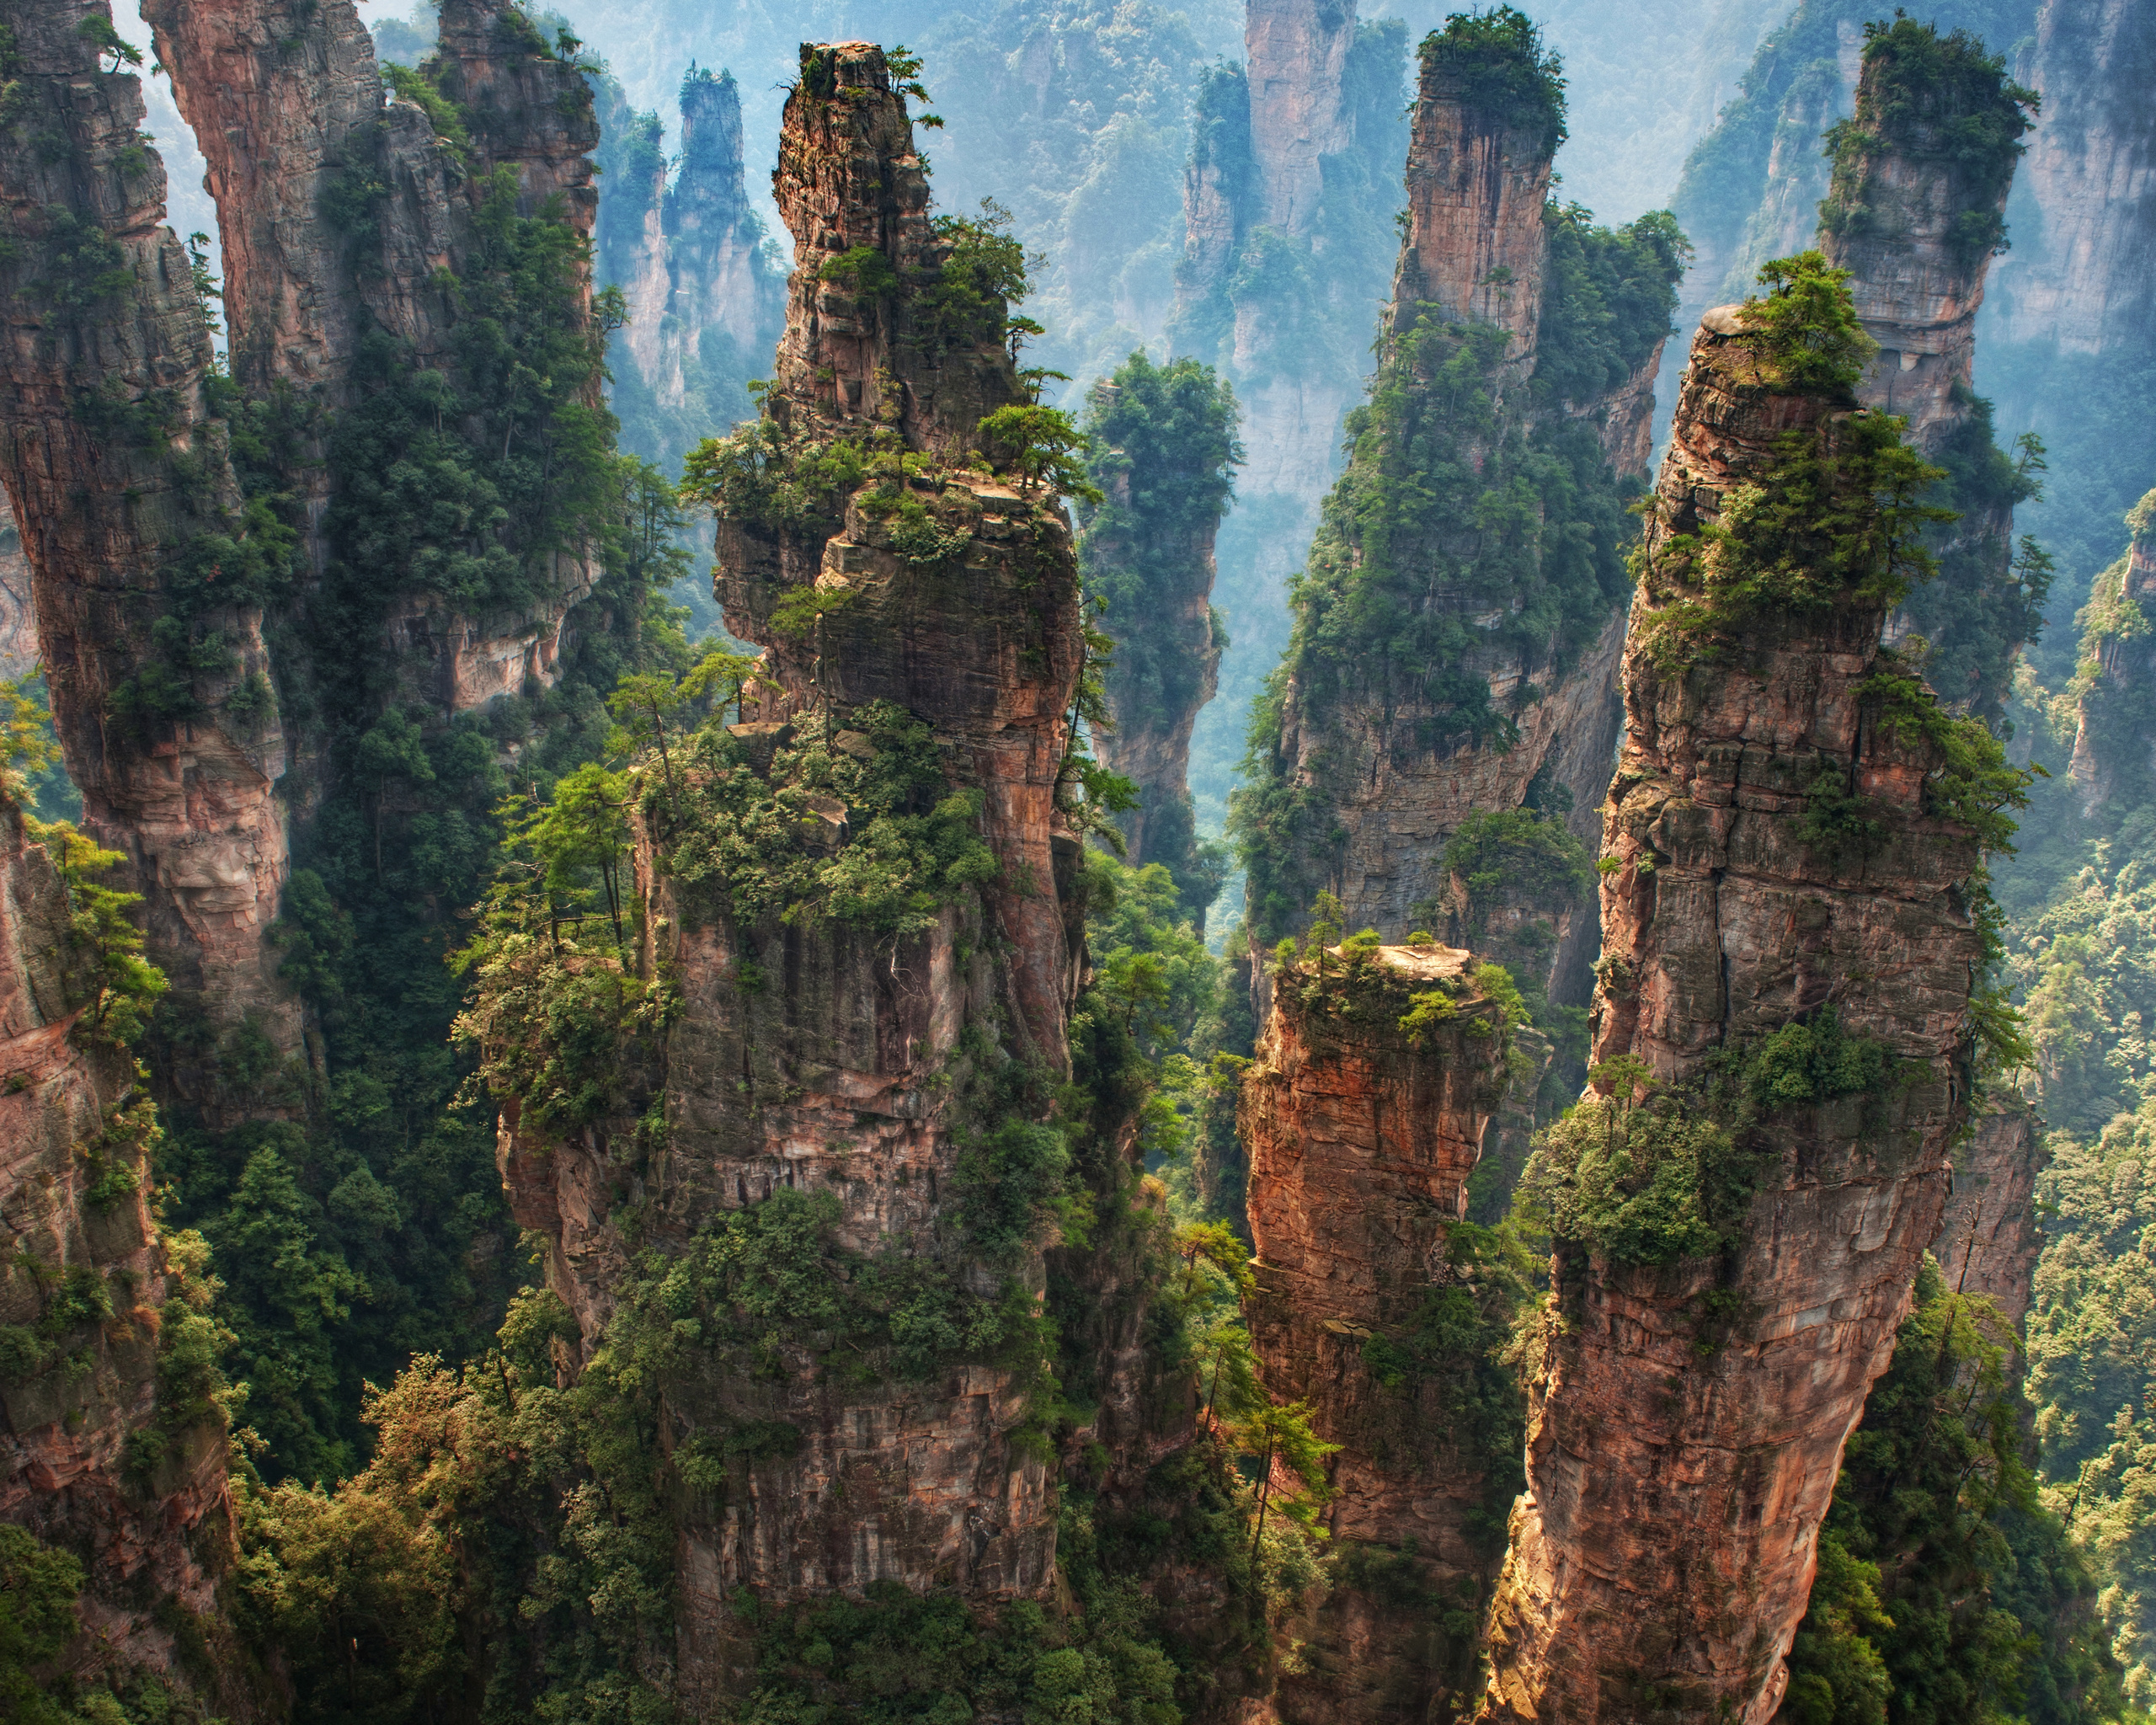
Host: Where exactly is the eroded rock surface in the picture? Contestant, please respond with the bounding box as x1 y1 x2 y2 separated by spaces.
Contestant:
0 0 298 1109
1242 943 1516 1722
1476 307 1988 1725
0 801 237 1703
494 44 1091 1706
1939 1103 2046 1338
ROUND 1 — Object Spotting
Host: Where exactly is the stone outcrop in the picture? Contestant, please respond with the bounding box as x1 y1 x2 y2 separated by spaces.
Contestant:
1476 302 1989 1725
0 523 35 681
1939 1102 2045 1338
1241 941 1517 1722
1987 0 2156 366
1390 44 1555 380
1813 31 2028 453
1241 23 1675 1024
605 65 786 473
0 0 299 1113
493 44 1092 1706
1813 24 2035 726
0 799 238 1704
1086 470 1223 880
1168 11 1406 822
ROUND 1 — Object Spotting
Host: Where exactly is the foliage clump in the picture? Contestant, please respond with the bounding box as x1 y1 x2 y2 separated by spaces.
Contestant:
1418 6 1567 153
1526 1010 1897 1268
1819 18 2039 269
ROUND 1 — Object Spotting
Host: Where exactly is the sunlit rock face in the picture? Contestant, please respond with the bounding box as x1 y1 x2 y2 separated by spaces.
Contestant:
1241 942 1516 1723
494 44 1105 1709
1476 307 1987 1725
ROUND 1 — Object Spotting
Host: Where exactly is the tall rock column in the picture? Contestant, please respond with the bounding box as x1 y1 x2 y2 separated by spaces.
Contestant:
1236 13 1680 1024
1476 280 1993 1725
487 43 1089 1707
1814 19 2038 728
1241 940 1518 1722
2068 489 2156 811
0 0 297 1112
1079 352 1241 916
1389 31 1557 373
1245 0 1359 234
1815 20 2031 449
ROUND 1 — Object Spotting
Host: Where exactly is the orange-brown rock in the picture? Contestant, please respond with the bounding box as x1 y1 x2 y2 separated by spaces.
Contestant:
1390 40 1555 381
1242 942 1518 1721
1476 305 1989 1725
1814 29 2031 455
493 45 1090 1707
0 798 239 1704
0 0 299 1116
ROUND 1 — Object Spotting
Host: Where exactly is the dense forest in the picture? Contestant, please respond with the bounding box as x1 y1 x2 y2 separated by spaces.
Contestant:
5 2 2156 1723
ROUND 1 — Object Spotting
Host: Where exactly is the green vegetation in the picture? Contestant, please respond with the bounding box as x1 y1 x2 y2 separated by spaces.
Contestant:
1526 1012 1895 1269
1230 191 1684 946
139 41 694 1487
1818 18 2038 269
1076 350 1241 916
1637 256 1958 663
1785 1258 2121 1725
1417 5 1567 153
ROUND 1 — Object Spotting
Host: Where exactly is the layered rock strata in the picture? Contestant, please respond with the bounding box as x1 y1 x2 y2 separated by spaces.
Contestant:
1476 305 1989 1724
0 802 236 1700
1241 942 1516 1722
1814 31 2028 452
0 0 299 1108
1812 24 2036 724
494 43 1090 1705
1244 0 1360 235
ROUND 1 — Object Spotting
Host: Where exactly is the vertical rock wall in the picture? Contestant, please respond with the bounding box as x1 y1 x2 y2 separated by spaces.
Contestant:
1476 305 1988 1725
1241 942 1516 1722
1938 1103 2045 1338
1244 0 1359 235
1241 24 1670 1017
495 43 1089 1708
0 802 238 1701
0 0 299 1109
147 0 605 721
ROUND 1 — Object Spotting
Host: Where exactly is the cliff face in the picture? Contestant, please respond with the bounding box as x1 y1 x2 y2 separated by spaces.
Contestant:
1476 299 1989 1725
0 803 236 1700
0 524 34 681
1244 0 1359 236
1238 20 1679 1028
606 66 786 478
0 0 299 1113
1988 0 2156 365
149 0 603 718
1940 1103 2045 1337
1814 30 2026 452
1390 46 1554 379
1241 942 1517 1722
494 44 1090 1705
1813 23 2036 726
2069 494 2156 809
